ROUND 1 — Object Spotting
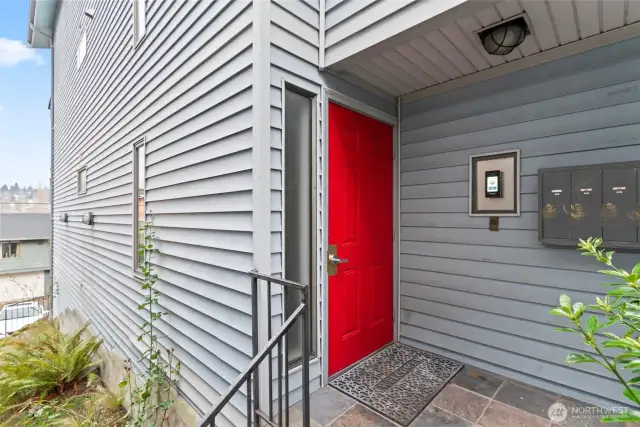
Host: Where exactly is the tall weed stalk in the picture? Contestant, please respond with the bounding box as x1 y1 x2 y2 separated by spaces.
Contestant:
120 220 180 427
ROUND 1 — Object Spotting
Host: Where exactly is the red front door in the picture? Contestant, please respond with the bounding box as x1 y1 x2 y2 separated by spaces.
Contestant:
328 102 394 376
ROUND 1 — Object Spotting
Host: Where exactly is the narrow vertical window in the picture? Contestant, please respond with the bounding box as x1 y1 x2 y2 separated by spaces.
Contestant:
76 31 86 69
133 0 147 46
77 167 87 195
133 139 146 274
283 87 317 367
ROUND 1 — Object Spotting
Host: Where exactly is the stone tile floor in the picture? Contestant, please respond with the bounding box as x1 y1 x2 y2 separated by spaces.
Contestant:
292 365 640 427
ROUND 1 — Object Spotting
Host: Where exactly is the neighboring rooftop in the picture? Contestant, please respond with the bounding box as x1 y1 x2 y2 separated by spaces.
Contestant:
0 214 51 242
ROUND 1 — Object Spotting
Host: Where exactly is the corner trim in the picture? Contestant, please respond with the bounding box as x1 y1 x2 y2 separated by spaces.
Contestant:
252 0 272 412
321 88 330 386
395 96 401 340
319 0 326 69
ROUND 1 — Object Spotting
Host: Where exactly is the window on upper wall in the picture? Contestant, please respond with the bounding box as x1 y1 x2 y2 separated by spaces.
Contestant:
1 243 19 259
76 31 86 69
133 138 146 274
77 167 87 195
133 0 147 47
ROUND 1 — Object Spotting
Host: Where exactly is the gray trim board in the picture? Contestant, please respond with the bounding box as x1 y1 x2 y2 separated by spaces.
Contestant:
253 0 272 413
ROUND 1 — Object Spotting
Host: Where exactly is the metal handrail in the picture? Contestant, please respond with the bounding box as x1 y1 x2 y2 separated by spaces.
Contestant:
198 271 311 427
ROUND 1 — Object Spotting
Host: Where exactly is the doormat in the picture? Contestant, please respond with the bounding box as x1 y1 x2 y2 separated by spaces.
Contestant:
329 342 463 426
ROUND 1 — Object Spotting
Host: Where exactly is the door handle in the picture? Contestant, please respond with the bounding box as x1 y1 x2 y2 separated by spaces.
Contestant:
328 254 349 265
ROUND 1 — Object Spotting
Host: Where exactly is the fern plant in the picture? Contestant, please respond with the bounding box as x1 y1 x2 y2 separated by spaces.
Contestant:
0 322 102 409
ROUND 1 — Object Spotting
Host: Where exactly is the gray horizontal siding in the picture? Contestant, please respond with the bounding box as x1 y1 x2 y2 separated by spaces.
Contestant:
399 37 640 406
52 0 254 424
324 0 415 65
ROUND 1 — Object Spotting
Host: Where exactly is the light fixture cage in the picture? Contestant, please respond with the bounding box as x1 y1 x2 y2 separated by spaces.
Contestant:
59 213 68 223
479 16 529 56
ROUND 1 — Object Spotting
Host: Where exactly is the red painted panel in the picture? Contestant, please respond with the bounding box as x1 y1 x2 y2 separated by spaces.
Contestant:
328 102 394 376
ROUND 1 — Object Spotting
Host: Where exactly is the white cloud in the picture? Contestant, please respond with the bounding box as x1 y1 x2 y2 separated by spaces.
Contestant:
0 105 3 114
0 38 44 67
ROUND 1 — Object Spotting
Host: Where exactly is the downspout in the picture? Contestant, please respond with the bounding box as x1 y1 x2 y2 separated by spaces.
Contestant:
49 41 54 297
28 21 55 297
29 1 57 309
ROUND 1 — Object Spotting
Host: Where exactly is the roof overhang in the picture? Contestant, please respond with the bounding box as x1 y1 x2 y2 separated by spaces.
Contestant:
27 0 58 48
327 0 640 103
0 238 49 242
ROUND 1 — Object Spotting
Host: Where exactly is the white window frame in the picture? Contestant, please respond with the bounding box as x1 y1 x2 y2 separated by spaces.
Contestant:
77 166 88 195
76 30 87 70
133 0 147 47
1 242 20 259
132 137 146 276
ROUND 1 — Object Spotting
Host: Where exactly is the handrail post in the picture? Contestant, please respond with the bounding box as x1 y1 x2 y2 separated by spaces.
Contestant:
251 274 260 426
197 271 310 427
301 285 310 427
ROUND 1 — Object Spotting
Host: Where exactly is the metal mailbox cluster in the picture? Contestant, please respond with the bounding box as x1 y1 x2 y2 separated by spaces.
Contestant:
538 162 640 249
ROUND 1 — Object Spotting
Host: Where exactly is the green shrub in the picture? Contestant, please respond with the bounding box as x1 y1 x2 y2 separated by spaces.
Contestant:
551 237 640 422
0 322 103 409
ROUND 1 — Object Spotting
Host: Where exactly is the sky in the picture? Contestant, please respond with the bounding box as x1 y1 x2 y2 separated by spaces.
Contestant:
0 0 51 188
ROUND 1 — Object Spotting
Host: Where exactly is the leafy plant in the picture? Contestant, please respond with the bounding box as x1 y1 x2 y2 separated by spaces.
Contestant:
0 322 102 409
120 219 180 427
551 237 640 422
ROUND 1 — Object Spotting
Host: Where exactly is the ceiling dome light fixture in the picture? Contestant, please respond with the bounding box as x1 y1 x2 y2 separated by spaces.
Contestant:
478 16 529 56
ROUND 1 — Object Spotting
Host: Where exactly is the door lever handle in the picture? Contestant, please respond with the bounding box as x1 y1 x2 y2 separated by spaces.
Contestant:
329 254 349 265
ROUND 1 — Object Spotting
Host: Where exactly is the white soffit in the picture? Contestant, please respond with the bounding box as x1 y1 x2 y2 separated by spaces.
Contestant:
335 0 640 101
27 0 57 48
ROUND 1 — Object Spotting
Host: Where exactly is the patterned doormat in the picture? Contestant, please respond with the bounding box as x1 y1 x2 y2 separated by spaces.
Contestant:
329 343 463 426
